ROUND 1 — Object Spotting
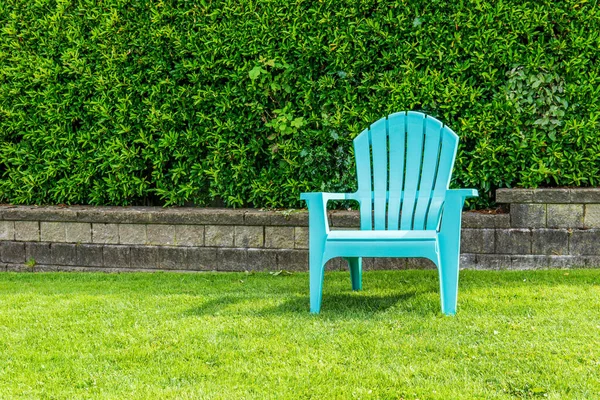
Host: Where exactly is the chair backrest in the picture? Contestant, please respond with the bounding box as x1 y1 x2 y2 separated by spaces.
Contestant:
353 111 459 231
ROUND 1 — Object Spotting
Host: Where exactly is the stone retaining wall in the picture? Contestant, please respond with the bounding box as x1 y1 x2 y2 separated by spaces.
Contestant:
1 188 600 272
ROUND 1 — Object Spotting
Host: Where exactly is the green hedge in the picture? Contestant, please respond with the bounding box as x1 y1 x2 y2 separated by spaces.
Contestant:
1 0 600 208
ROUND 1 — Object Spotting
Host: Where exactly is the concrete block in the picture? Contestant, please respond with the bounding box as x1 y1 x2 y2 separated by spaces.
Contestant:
130 246 159 269
92 223 119 244
570 188 600 203
276 249 308 271
461 228 495 254
247 248 278 271
205 225 234 247
531 229 569 255
511 204 546 228
103 245 130 268
77 244 104 267
294 227 309 249
158 247 187 270
26 242 52 265
462 213 498 229
405 258 436 269
532 188 570 203
119 224 147 245
175 225 204 247
496 229 531 254
217 248 248 271
474 254 512 270
1 242 26 263
510 255 550 270
496 189 533 204
0 221 14 241
265 226 294 249
570 230 600 255
185 247 217 270
546 204 583 228
41 222 66 242
65 222 91 243
371 257 405 270
584 204 600 228
147 224 176 246
234 226 263 248
14 221 39 241
51 243 78 265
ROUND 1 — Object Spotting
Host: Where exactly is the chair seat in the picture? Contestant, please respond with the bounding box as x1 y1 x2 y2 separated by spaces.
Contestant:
327 229 437 241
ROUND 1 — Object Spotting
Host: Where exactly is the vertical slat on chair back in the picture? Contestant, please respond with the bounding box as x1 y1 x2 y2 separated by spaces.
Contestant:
353 111 458 231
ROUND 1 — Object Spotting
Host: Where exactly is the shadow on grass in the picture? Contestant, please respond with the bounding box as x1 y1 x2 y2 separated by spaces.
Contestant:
185 288 438 319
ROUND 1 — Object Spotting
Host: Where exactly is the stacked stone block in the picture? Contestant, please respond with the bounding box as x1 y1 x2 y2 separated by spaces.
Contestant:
1 188 600 272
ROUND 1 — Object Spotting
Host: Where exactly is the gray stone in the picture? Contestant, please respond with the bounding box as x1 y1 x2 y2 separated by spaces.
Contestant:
77 244 104 267
325 257 345 271
0 206 75 222
265 226 295 249
510 204 546 228
65 222 92 243
570 230 600 255
276 249 309 271
247 249 278 271
243 210 271 226
217 248 248 271
294 227 309 249
371 257 405 270
184 247 217 270
147 224 176 246
205 225 234 247
158 247 187 269
1 242 26 263
494 214 511 228
175 225 204 247
474 254 512 270
14 221 39 241
119 224 147 245
546 204 584 228
0 221 14 241
234 226 263 248
532 229 569 255
496 229 531 254
103 245 130 268
405 258 436 269
270 210 308 226
584 204 600 228
41 222 66 242
547 255 584 268
570 188 600 203
26 242 52 265
330 210 361 228
496 189 533 204
462 213 498 229
51 243 78 265
532 188 570 203
459 254 478 269
510 255 550 270
130 246 159 269
460 228 495 254
92 223 119 244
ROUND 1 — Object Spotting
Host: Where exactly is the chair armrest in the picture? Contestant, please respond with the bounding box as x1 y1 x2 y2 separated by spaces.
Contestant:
300 192 355 234
446 189 479 199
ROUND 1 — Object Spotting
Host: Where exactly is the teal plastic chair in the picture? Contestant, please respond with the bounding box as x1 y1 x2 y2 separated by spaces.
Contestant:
301 111 477 315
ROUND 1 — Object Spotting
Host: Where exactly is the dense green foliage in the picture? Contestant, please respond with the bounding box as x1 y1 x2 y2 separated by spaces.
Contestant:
1 0 599 207
1 270 599 398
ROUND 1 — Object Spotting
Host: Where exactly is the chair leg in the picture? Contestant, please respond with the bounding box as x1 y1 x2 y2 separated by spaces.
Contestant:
309 253 326 313
438 249 459 316
345 257 362 291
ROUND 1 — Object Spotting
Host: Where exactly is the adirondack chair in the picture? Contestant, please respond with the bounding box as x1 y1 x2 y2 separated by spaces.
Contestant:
300 111 477 315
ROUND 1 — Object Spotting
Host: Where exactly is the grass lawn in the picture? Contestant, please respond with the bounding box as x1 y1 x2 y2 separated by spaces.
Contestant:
0 269 598 399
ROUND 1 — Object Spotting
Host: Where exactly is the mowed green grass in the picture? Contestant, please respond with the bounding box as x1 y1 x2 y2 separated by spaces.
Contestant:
0 270 598 399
